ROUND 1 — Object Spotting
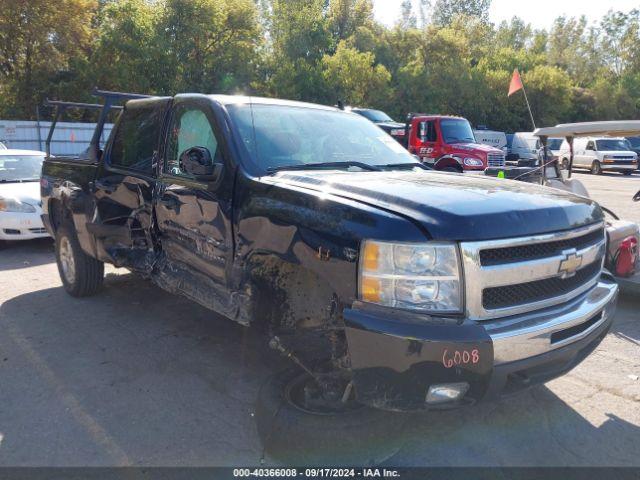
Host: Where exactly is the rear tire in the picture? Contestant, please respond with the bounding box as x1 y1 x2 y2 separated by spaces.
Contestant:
255 369 407 465
55 224 104 297
591 161 602 175
442 166 461 173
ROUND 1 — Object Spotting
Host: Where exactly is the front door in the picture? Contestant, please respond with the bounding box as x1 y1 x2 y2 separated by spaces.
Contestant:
155 98 234 286
415 120 438 163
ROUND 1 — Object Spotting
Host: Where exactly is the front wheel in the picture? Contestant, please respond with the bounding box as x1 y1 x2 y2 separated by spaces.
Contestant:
255 369 407 465
591 161 602 175
55 224 104 297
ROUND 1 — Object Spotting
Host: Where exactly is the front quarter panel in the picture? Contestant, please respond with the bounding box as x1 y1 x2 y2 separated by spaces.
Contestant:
232 172 427 307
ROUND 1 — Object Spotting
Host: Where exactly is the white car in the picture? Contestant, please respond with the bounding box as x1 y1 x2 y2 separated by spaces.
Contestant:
559 137 638 175
0 149 50 241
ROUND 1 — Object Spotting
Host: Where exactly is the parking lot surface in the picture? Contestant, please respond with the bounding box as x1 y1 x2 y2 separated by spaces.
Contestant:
0 172 639 467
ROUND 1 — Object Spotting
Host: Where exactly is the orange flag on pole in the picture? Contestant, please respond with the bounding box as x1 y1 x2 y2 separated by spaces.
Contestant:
508 68 524 97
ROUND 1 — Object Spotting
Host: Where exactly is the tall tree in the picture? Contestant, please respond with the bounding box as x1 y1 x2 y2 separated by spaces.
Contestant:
398 0 417 29
322 41 391 105
0 0 96 117
432 0 491 26
327 0 375 45
158 0 261 93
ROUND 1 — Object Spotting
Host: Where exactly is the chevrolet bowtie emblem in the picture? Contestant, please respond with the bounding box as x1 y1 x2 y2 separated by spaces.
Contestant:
559 250 583 278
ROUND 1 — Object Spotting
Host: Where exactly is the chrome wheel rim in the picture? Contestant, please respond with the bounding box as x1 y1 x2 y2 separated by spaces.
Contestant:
59 236 76 284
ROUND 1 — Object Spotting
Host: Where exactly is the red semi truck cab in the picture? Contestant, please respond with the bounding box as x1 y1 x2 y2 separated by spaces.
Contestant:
406 114 506 172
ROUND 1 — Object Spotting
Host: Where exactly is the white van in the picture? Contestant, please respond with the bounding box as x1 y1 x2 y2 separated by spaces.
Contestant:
559 137 637 175
473 129 507 154
509 132 540 161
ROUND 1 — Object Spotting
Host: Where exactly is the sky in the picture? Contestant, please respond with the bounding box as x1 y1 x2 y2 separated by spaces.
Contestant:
372 0 640 29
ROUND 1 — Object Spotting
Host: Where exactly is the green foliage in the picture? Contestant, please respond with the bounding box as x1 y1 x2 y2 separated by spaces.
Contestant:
0 0 97 117
0 0 639 129
432 0 492 26
322 41 391 105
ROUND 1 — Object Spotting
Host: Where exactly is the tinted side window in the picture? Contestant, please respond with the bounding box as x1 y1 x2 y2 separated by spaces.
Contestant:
165 105 221 177
109 102 165 174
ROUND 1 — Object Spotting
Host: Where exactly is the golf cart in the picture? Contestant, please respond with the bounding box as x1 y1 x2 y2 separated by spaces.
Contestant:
534 121 640 294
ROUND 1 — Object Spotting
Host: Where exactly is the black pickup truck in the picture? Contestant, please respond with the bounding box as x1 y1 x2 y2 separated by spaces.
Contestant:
41 91 618 463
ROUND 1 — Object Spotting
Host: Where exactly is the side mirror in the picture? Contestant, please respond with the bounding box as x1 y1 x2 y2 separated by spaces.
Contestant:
179 146 223 182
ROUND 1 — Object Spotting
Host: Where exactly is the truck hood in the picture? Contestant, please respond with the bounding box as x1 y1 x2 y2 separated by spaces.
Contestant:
0 181 41 205
268 170 603 241
376 121 405 130
449 143 503 155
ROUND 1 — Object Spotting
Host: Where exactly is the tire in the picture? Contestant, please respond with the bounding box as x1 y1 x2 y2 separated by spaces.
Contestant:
55 224 104 297
442 166 461 173
255 369 408 465
591 161 602 175
623 170 633 176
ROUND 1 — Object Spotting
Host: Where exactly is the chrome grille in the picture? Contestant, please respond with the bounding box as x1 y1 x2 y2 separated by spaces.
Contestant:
482 261 601 310
487 153 506 168
460 223 606 320
479 228 604 266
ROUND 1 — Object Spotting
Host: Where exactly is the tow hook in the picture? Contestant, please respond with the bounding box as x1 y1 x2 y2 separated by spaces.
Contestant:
269 336 323 385
269 336 354 406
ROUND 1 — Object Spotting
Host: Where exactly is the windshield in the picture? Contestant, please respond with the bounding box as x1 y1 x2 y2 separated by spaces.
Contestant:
596 139 632 151
441 119 475 144
227 104 417 172
355 109 393 123
627 137 640 149
547 138 563 150
0 155 44 182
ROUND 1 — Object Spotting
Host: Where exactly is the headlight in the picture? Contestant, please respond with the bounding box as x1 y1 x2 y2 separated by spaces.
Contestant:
359 240 462 313
463 157 483 167
0 197 36 213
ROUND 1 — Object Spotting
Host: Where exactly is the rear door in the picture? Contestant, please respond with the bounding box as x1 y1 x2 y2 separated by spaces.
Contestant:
91 98 170 267
155 97 235 286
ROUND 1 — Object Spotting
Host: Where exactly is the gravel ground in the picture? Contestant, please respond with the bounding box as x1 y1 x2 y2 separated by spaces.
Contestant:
0 172 638 467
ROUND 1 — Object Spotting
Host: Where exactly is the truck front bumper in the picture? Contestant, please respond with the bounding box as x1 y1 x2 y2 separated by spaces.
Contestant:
344 276 618 411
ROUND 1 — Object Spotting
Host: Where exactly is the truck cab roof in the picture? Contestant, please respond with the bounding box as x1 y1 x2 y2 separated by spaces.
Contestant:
126 94 340 113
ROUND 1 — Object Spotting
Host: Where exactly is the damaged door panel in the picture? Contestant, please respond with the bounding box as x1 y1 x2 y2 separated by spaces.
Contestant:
91 98 171 270
152 96 243 321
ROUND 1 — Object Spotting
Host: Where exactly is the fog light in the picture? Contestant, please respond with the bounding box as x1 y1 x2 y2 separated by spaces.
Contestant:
426 382 469 405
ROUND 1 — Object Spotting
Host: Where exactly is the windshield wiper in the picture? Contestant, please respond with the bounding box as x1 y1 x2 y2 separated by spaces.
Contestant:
379 162 430 170
267 161 382 173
